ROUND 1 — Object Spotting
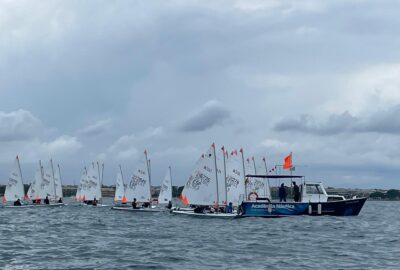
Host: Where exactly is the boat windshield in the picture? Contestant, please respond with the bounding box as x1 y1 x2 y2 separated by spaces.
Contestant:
306 184 324 195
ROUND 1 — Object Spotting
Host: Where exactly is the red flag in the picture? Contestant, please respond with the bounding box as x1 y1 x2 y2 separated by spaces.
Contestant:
283 153 292 170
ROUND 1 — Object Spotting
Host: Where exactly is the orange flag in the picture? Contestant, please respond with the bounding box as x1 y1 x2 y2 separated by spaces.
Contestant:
283 153 292 170
183 196 188 205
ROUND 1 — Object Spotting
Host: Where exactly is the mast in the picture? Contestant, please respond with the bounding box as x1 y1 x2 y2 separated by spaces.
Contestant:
96 161 102 203
16 155 25 200
58 164 63 199
169 166 173 200
50 159 56 201
222 146 227 206
144 150 151 203
240 148 247 200
263 157 269 199
252 157 257 175
212 143 219 211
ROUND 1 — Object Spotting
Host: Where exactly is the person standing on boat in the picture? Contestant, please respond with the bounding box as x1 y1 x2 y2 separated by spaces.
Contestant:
279 183 287 202
58 197 63 203
44 196 50 205
293 182 300 202
132 198 138 209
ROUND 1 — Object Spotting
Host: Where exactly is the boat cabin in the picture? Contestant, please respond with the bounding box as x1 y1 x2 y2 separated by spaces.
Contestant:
301 182 328 203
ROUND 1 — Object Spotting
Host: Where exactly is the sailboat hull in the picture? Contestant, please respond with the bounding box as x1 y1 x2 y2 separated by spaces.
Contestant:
2 203 65 208
171 210 237 218
111 206 164 212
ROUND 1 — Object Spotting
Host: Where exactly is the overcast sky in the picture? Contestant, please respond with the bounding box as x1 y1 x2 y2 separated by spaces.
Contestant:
1 0 400 188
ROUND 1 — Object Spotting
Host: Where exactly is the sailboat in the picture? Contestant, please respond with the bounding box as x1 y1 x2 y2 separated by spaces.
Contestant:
158 167 173 208
79 162 106 207
54 164 64 203
113 165 127 206
112 150 162 212
172 144 237 218
26 160 64 207
2 156 27 207
225 149 246 207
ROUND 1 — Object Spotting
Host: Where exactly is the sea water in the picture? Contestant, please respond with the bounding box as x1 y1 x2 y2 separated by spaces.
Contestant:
0 200 398 269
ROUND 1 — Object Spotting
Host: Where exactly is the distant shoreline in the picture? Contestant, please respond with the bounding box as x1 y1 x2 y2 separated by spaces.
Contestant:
0 185 398 200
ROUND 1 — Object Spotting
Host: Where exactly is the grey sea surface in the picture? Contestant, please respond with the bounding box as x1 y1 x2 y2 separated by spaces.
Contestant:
0 199 398 270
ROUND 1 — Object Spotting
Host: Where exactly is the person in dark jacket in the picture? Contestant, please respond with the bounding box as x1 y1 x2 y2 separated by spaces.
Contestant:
44 196 50 205
279 183 287 202
293 182 300 202
166 200 172 209
14 199 22 206
132 198 138 209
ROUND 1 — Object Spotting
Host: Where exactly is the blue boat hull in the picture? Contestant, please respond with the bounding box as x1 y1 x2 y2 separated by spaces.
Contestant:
307 198 367 216
240 202 309 218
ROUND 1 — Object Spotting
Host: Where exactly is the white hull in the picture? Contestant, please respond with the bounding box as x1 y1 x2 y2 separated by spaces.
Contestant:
111 206 163 212
171 210 237 218
2 203 65 208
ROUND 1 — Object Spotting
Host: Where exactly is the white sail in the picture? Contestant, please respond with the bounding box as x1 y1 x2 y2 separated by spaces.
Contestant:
125 153 151 203
4 156 25 202
83 163 102 201
226 150 245 207
158 168 172 204
76 168 86 201
216 150 227 206
27 164 45 200
181 145 219 206
54 164 63 200
245 157 267 199
114 167 126 202
42 160 56 200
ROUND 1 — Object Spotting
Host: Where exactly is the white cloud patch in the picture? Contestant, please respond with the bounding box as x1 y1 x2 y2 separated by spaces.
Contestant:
0 109 42 141
78 119 111 136
39 135 83 157
178 100 231 132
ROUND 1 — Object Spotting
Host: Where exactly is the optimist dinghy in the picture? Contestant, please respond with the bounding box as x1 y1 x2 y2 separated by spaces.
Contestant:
173 144 239 218
2 156 29 208
112 150 165 212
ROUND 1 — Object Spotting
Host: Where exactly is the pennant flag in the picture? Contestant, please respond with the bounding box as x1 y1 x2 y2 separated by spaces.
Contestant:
239 148 243 153
283 153 292 170
211 143 215 148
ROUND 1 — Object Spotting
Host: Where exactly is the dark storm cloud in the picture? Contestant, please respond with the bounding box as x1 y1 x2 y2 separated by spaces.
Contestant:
178 100 231 132
275 105 400 135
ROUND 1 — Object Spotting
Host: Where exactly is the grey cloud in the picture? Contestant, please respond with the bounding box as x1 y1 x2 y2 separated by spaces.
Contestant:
178 100 231 132
275 105 400 135
0 109 42 141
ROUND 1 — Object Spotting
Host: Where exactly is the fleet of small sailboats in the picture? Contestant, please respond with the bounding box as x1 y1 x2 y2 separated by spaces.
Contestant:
2 156 64 208
1 147 367 217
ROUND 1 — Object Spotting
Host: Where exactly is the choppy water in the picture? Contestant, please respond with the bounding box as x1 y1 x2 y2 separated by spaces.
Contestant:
0 200 399 270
